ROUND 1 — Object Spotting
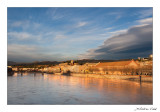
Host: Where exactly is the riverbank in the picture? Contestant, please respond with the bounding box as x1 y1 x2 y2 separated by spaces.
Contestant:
11 71 153 83
69 73 153 83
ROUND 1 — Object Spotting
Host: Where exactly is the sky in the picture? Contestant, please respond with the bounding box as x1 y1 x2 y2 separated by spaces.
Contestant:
7 7 153 62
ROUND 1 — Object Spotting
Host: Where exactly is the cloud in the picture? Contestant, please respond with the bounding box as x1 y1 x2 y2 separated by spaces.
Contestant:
80 22 153 60
137 17 152 24
107 11 123 22
138 9 153 18
8 32 42 42
8 32 31 40
9 20 42 31
76 21 88 27
109 29 127 34
46 8 66 20
104 27 114 31
9 20 30 30
54 35 67 39
11 21 23 27
7 44 68 62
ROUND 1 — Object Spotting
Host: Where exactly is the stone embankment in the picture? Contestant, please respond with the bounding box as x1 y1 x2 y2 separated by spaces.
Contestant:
10 67 152 82
69 73 152 82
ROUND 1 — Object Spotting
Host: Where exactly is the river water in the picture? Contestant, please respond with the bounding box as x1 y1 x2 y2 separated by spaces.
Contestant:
7 72 152 105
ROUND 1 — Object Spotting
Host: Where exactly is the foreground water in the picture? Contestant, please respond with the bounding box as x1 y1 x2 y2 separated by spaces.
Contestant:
8 72 152 105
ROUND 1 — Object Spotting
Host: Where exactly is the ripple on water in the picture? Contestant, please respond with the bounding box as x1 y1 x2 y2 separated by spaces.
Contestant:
8 73 153 105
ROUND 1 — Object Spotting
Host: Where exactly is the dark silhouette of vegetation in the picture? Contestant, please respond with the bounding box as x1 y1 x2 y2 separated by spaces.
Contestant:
62 70 71 76
7 67 14 76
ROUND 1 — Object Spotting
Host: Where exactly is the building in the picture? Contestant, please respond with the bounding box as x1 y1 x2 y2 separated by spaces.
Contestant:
84 63 99 67
149 54 153 60
59 63 68 66
94 60 139 75
12 67 19 71
96 60 138 68
138 54 153 61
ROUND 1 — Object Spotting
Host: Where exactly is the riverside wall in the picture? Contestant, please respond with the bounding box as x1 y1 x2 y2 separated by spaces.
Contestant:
69 73 153 82
10 65 152 82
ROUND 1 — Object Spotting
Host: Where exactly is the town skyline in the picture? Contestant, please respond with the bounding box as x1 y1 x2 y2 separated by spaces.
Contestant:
8 7 153 62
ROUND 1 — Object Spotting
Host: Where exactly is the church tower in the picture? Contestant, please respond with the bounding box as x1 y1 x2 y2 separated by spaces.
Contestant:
71 60 74 65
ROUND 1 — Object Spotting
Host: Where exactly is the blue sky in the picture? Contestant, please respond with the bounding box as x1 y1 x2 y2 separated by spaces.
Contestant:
7 7 153 62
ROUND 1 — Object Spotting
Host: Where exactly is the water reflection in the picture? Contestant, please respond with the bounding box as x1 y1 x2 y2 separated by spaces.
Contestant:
8 73 152 105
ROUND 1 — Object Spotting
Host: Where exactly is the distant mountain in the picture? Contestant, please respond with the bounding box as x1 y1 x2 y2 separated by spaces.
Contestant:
62 59 133 65
8 61 17 66
32 61 60 65
8 59 135 66
11 61 60 66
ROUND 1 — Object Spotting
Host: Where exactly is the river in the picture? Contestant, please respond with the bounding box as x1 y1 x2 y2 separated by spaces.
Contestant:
7 72 152 105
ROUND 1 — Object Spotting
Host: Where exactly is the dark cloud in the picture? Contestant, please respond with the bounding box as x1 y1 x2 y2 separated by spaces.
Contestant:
7 44 67 62
82 24 152 60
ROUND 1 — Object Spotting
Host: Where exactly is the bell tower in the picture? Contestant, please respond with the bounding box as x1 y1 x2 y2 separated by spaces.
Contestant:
71 60 74 65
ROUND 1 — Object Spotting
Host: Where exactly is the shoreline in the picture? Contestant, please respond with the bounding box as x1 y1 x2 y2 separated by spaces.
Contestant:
12 71 153 83
69 73 153 83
